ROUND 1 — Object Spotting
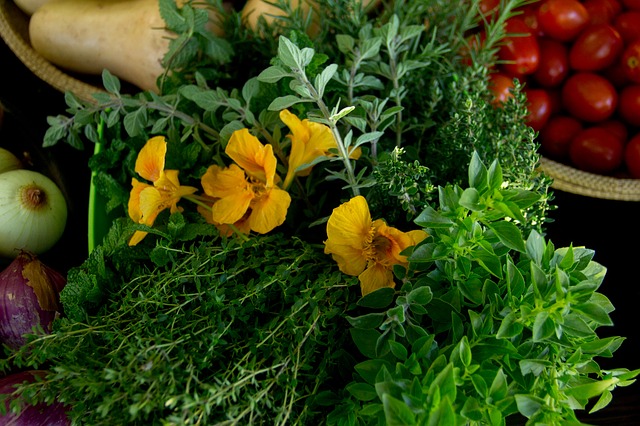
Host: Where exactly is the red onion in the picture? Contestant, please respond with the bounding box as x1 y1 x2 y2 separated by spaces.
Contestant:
0 370 70 425
0 251 66 350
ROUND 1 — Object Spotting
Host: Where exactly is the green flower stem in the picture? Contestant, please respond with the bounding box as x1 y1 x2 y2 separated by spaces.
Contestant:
295 69 360 196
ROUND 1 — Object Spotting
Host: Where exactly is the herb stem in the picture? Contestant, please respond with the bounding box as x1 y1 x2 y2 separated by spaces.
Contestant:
294 68 360 196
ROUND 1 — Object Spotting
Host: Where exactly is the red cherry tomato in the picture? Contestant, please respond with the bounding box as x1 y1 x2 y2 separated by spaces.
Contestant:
613 11 640 43
602 58 631 87
479 0 500 23
524 88 553 131
569 24 623 71
618 84 640 126
498 17 540 76
561 72 618 122
622 0 640 10
488 72 515 104
547 88 564 114
533 37 569 87
569 127 624 173
583 0 622 25
621 39 640 82
598 119 629 143
624 133 640 177
519 3 544 37
537 0 590 42
539 115 583 160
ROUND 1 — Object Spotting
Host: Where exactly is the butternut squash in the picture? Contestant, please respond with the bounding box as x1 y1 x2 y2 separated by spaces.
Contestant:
28 0 224 92
12 0 52 15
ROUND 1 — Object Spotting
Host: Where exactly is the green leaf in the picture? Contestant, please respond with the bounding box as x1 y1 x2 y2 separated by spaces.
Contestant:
277 36 301 69
488 221 526 253
257 66 292 83
429 363 456 403
101 69 120 94
459 188 482 211
580 336 624 355
473 247 503 278
268 95 308 111
346 382 378 402
350 328 381 358
496 312 523 339
488 368 508 401
414 206 453 228
458 336 472 367
590 389 613 413
335 34 355 53
241 77 260 103
515 394 545 418
532 311 555 341
460 396 483 421
382 393 416 426
346 312 386 329
315 64 338 98
355 359 393 385
407 286 432 306
123 107 148 137
520 359 552 376
573 302 613 326
358 287 395 308
388 340 408 361
427 395 456 426
564 378 619 400
468 151 488 192
487 159 503 192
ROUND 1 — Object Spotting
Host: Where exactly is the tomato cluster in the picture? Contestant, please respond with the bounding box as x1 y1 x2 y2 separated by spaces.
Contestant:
481 0 640 178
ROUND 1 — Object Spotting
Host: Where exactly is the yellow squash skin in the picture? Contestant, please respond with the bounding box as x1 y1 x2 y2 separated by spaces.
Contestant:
12 0 52 15
29 0 224 92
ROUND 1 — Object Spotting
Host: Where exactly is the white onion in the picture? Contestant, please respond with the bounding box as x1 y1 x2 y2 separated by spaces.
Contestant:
0 169 67 258
0 147 22 174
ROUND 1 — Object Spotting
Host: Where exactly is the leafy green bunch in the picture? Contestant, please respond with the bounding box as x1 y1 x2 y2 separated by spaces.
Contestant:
1 217 359 425
43 0 552 234
3 0 635 425
329 153 640 425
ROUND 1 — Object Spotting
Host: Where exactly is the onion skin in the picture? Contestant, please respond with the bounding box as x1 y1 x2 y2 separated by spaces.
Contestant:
0 148 22 175
0 370 70 425
0 251 66 350
0 169 67 258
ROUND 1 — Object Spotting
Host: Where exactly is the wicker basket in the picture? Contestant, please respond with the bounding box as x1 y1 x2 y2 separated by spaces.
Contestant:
538 156 640 201
0 0 105 101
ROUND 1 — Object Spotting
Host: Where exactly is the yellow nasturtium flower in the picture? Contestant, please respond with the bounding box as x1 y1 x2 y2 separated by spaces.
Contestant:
128 136 198 246
201 128 291 234
280 109 361 189
324 196 428 296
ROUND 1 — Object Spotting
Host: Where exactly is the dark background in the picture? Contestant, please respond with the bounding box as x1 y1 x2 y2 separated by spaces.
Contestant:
2 34 639 423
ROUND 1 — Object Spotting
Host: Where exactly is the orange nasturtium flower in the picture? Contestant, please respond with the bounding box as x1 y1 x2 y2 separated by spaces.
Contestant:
279 109 361 190
324 196 428 296
128 136 198 246
200 128 291 234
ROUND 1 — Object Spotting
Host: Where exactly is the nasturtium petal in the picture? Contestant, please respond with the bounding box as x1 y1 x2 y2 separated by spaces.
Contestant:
226 129 274 185
202 164 249 198
135 136 167 182
359 263 395 296
138 186 165 226
324 241 367 276
129 230 149 247
326 195 372 249
248 187 292 234
128 178 149 222
211 190 254 225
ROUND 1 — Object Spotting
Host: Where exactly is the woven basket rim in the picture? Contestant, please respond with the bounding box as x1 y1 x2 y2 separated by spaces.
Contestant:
539 156 640 201
0 0 105 102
